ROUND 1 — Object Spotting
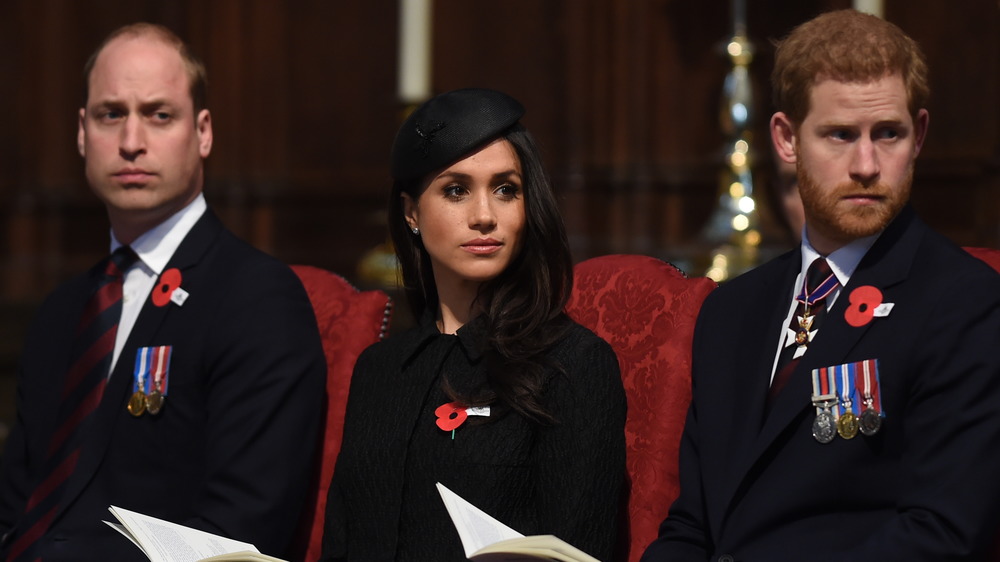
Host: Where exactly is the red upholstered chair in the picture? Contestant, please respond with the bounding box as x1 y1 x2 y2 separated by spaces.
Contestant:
964 246 1000 273
565 254 716 562
289 265 392 562
964 249 1000 560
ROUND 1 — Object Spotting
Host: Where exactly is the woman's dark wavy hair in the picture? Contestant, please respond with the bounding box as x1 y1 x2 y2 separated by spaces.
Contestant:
387 123 573 423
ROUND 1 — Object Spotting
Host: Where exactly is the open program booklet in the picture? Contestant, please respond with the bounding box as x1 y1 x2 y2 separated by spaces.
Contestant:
104 506 286 562
436 483 600 562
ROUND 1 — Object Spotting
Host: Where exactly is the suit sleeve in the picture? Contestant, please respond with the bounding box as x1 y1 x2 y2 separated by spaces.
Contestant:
181 259 326 556
534 332 627 562
0 288 72 545
0 365 30 539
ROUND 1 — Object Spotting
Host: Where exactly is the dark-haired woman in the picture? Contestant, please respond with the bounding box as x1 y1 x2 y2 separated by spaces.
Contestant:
321 88 625 562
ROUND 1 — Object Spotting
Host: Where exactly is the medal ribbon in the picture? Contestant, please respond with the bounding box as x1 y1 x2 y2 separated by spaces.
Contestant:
811 367 837 407
133 346 172 395
796 271 839 306
836 363 858 417
151 346 172 395
856 359 883 414
132 347 151 394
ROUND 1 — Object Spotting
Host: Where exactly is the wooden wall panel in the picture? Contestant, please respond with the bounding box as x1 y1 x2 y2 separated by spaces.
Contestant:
892 2 1000 245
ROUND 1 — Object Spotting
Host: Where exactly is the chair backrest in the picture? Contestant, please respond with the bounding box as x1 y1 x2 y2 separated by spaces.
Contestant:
565 254 716 562
289 265 392 562
964 246 1000 273
964 248 1000 560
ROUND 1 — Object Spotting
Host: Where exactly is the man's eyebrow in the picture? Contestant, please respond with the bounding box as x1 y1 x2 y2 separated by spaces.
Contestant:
88 98 176 110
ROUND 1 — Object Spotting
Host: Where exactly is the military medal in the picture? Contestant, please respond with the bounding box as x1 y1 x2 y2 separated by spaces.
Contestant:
856 358 883 436
835 364 859 439
794 313 814 346
128 390 146 417
812 405 837 443
792 265 838 352
813 358 885 440
128 346 149 417
144 346 171 415
810 367 838 443
131 346 173 417
146 390 164 415
859 406 881 436
837 411 858 439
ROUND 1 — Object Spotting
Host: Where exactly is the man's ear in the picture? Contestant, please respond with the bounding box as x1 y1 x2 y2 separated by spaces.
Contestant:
770 112 798 164
77 108 87 158
196 109 213 158
912 108 929 157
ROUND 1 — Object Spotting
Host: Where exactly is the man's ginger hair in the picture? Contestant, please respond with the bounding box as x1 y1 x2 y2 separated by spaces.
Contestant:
772 9 929 125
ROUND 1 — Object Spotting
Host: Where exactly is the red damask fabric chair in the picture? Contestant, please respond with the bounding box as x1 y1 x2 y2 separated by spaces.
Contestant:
964 246 1000 273
289 265 392 562
964 248 1000 560
565 254 716 562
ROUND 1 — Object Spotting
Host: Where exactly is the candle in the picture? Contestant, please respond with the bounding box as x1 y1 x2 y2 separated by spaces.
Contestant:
852 0 884 18
731 0 746 36
397 0 432 104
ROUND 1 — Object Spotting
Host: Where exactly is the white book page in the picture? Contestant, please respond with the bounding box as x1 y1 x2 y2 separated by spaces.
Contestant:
106 521 144 551
436 483 524 558
106 506 260 562
488 536 600 562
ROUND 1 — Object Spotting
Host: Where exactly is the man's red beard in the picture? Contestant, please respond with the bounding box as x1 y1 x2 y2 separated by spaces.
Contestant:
796 166 912 250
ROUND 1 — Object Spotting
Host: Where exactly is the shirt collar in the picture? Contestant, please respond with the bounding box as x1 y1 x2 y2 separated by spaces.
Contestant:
455 316 488 362
800 228 881 288
110 194 208 274
400 310 488 366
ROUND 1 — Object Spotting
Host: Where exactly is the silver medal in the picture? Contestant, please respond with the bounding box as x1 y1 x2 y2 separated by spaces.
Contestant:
859 407 882 436
812 408 837 443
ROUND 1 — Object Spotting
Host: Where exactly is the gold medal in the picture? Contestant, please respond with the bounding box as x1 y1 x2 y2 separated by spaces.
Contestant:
798 313 814 332
795 312 814 347
837 411 859 439
146 390 165 415
795 329 809 346
128 391 147 417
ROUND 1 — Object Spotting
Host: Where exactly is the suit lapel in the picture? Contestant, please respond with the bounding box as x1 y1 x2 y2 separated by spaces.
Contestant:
716 253 800 510
735 255 799 444
55 211 225 520
25 272 100 474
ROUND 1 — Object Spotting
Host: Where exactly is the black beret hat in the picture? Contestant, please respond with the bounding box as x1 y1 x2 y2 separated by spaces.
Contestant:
390 88 525 181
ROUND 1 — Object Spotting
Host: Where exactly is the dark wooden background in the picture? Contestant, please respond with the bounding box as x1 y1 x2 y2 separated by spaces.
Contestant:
1 0 997 450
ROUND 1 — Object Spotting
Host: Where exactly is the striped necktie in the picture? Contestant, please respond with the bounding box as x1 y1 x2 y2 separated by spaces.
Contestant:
766 257 838 408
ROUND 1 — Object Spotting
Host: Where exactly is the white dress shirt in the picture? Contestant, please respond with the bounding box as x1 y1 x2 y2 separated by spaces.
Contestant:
108 194 207 375
767 230 880 384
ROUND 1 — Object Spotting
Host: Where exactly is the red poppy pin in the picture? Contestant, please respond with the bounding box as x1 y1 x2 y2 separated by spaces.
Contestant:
151 268 186 307
435 401 468 432
844 285 883 327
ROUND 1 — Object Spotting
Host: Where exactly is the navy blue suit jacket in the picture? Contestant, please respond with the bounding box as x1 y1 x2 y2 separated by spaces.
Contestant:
643 207 1000 561
0 211 326 560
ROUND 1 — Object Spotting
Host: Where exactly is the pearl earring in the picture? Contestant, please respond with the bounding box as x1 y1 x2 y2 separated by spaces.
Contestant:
412 227 420 235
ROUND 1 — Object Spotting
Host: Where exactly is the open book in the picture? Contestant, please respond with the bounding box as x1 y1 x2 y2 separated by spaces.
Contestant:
104 506 287 562
436 483 600 562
